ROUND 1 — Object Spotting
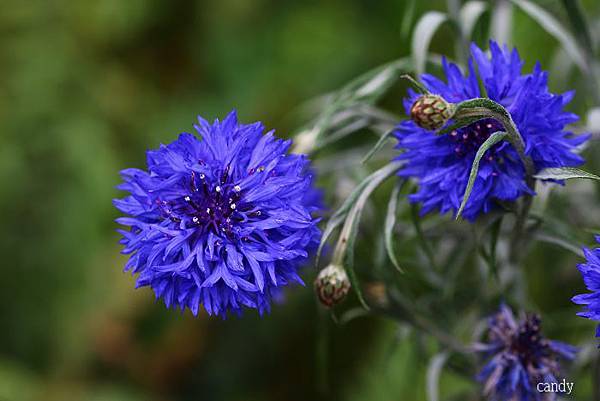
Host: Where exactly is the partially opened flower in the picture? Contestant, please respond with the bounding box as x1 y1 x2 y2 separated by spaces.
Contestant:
114 111 322 317
394 41 588 221
475 305 576 401
572 236 600 339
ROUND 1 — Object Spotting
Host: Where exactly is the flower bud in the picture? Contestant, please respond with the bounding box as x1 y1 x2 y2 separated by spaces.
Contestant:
410 94 454 131
314 264 350 307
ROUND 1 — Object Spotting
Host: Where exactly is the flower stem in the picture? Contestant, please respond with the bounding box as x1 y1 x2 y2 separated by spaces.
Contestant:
453 99 536 262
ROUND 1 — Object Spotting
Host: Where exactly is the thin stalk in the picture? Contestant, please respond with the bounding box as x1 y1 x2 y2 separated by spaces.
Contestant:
454 101 536 262
331 161 404 265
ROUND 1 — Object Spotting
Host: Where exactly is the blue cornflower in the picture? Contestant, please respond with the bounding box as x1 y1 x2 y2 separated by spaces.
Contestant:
475 305 577 401
114 111 322 317
395 41 588 221
572 236 600 338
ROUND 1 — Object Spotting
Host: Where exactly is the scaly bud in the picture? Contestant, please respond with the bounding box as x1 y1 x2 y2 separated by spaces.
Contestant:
410 94 454 131
314 264 350 307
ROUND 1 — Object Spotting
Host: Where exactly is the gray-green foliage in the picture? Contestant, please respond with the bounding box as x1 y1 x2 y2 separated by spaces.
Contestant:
2 1 600 401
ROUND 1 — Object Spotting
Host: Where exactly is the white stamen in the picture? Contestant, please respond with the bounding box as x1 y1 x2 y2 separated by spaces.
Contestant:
215 186 221 192
234 185 241 192
230 203 236 210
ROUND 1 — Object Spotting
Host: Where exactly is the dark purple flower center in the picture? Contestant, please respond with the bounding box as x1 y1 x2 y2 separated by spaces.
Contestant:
450 118 503 158
156 167 260 237
510 314 549 366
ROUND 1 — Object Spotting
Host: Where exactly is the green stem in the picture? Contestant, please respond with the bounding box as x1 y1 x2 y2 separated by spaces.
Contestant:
454 107 534 180
331 161 404 265
454 99 536 262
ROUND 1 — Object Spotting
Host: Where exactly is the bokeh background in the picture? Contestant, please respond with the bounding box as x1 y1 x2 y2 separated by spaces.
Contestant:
2 1 600 400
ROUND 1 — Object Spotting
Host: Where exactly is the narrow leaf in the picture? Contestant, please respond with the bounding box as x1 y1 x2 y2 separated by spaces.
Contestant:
354 64 399 101
488 216 502 273
510 0 587 70
343 216 370 309
561 0 595 54
316 178 371 265
587 108 600 132
534 232 584 257
533 167 600 181
385 180 405 273
456 131 508 219
362 129 396 164
401 74 429 94
455 97 508 117
401 0 417 41
332 161 405 309
409 202 440 279
412 12 450 75
342 58 412 102
459 1 488 39
426 352 450 401
490 0 513 44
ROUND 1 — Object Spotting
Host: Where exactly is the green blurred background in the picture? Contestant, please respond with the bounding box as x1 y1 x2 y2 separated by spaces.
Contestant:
2 1 600 400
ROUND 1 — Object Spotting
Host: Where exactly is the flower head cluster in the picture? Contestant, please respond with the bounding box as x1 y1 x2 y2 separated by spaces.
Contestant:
572 236 600 338
475 305 577 401
394 41 588 221
114 111 322 317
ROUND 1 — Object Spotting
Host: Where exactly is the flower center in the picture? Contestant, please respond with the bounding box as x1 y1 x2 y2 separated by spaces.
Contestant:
510 314 549 366
156 167 259 236
449 118 503 158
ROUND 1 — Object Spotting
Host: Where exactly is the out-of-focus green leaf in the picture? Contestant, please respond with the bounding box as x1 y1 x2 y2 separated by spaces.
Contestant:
401 0 417 41
426 352 449 401
296 58 412 153
459 1 488 39
457 131 508 220
490 0 513 44
410 203 438 274
511 0 587 70
533 167 600 181
412 12 450 75
344 216 370 309
560 0 595 57
401 74 429 94
0 360 39 401
587 108 600 132
362 129 396 164
331 161 405 308
534 232 584 257
488 216 502 274
316 177 371 266
384 180 405 273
